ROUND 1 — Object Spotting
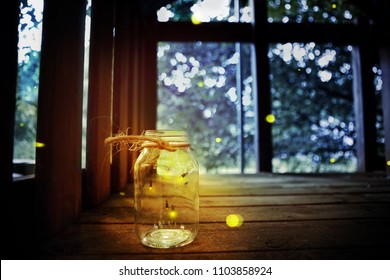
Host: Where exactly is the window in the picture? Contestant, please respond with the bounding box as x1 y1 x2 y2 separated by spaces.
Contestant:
154 0 385 174
155 0 255 174
269 42 357 172
13 0 43 176
13 0 92 176
157 42 256 173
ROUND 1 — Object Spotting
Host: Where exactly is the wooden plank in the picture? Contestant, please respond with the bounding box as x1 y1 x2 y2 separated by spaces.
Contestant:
111 0 131 192
199 185 390 196
30 220 390 259
102 176 390 207
379 46 390 176
34 0 86 237
77 203 390 224
85 0 114 206
197 175 390 192
200 193 390 207
102 193 390 208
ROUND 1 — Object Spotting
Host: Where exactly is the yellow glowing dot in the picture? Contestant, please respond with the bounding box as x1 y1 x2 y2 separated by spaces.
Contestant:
387 160 390 166
169 210 177 219
19 122 25 127
191 14 202 25
265 114 276 123
119 192 126 196
226 214 243 228
35 142 45 148
215 137 222 143
330 157 336 163
197 81 204 87
332 4 337 9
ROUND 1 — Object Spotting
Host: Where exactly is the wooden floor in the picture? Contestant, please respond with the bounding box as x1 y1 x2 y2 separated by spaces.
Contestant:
25 173 390 259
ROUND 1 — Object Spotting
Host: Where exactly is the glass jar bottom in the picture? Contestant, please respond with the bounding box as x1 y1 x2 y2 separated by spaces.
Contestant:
141 229 193 248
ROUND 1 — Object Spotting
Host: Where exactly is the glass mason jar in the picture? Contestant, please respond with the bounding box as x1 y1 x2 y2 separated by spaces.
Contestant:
134 130 199 248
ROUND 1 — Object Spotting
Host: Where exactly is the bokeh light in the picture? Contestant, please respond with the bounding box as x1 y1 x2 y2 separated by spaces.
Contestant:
226 214 244 227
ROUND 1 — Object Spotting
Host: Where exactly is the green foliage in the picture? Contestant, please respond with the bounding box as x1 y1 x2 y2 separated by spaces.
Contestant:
157 42 244 172
268 0 359 23
167 0 195 21
269 42 357 172
14 0 41 160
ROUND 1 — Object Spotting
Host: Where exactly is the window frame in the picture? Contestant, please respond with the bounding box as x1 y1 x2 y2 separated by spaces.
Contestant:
147 0 383 173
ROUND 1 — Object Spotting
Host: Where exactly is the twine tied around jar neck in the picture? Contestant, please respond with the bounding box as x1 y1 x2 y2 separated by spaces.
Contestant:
104 134 191 152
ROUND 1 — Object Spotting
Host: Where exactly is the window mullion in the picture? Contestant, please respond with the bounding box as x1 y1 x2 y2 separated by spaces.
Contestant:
352 45 380 172
252 0 273 172
235 42 245 173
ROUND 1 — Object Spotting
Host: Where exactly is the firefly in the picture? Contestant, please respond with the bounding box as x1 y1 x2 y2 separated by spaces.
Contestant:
169 205 177 219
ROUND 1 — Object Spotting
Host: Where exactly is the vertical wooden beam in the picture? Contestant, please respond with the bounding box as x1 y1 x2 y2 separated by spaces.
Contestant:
35 0 86 237
122 5 157 187
352 45 379 172
111 0 130 192
86 0 114 205
252 0 273 172
140 35 158 131
86 0 114 206
128 10 157 134
1 0 20 257
127 6 143 185
128 6 141 136
379 45 390 176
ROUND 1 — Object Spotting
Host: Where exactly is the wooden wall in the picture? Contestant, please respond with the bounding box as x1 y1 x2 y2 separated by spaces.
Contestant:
34 0 86 237
1 0 21 258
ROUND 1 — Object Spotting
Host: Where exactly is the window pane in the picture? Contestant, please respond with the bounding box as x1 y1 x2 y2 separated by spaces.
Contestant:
157 0 252 23
269 42 357 172
14 0 43 166
157 42 256 174
267 0 360 24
